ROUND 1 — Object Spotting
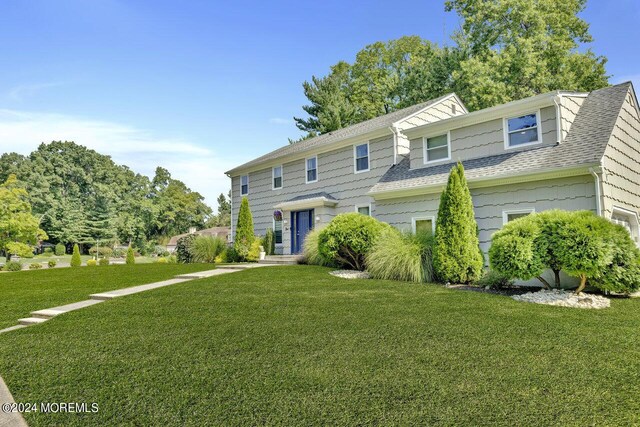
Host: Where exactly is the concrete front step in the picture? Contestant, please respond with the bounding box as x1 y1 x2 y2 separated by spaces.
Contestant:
90 278 189 300
18 317 49 326
31 299 104 319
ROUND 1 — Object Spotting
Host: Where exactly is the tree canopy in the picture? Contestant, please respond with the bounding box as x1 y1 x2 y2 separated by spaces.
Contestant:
0 141 214 247
293 1 608 138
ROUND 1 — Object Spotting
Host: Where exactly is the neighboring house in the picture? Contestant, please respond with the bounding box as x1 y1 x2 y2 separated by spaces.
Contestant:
166 227 231 252
226 83 640 257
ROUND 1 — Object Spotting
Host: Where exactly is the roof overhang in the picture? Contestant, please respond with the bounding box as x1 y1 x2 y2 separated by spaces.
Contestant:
274 196 339 211
403 92 583 140
369 165 595 200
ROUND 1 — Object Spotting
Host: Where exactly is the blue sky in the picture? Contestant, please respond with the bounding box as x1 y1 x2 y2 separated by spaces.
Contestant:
1 0 638 207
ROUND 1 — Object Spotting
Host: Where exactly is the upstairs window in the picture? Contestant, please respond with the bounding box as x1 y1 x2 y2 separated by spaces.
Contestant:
424 134 450 163
412 217 434 236
505 112 540 148
240 175 248 195
354 143 369 173
272 166 282 189
306 157 317 183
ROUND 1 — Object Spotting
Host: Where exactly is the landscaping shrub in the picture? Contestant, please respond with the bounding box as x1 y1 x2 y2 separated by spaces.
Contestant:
70 244 81 267
126 246 136 265
87 259 97 267
29 263 42 270
154 245 170 257
590 225 640 294
191 236 226 263
175 234 197 263
489 215 551 288
156 257 168 264
221 247 239 263
318 213 392 271
477 270 515 290
535 210 573 288
234 197 255 261
433 162 484 284
246 239 262 262
55 243 66 256
6 242 34 259
99 258 110 266
264 229 275 256
48 260 57 268
167 255 177 264
43 247 53 256
112 248 125 258
302 228 336 267
367 229 435 282
89 246 113 258
3 261 22 272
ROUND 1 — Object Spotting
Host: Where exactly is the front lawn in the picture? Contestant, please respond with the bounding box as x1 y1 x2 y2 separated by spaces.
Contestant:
0 266 638 426
0 263 214 330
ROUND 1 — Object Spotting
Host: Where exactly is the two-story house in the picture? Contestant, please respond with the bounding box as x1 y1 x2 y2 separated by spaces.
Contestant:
226 82 640 256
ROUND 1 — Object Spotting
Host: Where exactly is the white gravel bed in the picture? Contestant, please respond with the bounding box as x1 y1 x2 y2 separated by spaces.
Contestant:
512 289 610 309
329 270 371 279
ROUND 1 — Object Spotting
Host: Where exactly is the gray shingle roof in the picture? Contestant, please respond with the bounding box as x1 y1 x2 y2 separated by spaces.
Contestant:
370 83 631 194
226 93 455 175
287 192 337 202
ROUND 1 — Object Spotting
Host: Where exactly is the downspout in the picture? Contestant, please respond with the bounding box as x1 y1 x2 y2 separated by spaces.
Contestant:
226 173 234 242
389 126 399 165
553 94 563 144
590 167 602 217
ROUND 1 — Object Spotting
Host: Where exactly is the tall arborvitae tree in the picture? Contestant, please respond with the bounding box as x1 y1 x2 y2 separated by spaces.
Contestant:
234 197 254 260
433 162 484 284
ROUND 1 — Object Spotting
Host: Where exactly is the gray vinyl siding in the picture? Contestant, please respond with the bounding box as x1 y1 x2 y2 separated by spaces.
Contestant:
231 136 395 254
601 88 640 226
560 95 586 141
375 175 597 255
409 106 558 169
396 97 466 155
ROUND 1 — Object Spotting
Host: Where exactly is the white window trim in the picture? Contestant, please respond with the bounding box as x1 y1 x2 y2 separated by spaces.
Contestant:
240 175 249 196
353 142 370 174
355 204 372 216
272 218 284 246
272 165 283 190
611 206 640 244
423 131 452 165
502 208 536 225
305 156 318 184
503 110 542 150
411 216 435 234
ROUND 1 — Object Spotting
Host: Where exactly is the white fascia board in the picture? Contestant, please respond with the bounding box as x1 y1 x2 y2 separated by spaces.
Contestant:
274 197 338 211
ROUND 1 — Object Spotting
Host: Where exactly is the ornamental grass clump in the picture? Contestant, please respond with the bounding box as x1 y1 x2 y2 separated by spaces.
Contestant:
318 213 392 271
366 229 435 283
302 228 336 267
191 236 226 263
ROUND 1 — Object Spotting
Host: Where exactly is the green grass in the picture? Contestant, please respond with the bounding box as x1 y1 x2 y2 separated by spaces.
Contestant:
0 263 214 329
0 265 638 426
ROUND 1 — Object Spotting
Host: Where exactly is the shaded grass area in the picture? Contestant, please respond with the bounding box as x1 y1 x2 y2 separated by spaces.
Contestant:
0 265 638 426
0 263 214 329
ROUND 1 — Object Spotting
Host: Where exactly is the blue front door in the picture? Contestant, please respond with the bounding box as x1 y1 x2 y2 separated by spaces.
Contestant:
292 209 314 254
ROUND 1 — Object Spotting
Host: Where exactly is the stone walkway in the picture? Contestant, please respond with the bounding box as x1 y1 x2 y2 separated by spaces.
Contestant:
0 264 275 427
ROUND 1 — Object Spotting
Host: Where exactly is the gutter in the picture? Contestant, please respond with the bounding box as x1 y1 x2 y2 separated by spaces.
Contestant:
388 125 400 165
590 166 603 217
553 94 563 144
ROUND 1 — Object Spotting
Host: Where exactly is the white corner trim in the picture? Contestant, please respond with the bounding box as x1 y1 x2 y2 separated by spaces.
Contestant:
272 165 283 190
503 110 543 150
502 208 536 225
411 216 436 234
423 130 452 165
353 142 370 174
305 156 318 184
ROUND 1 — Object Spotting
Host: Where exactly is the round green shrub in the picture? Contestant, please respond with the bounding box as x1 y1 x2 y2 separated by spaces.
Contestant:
54 243 66 256
98 258 110 266
318 213 392 271
302 228 336 267
156 257 168 264
43 247 53 256
246 239 262 262
4 261 23 272
477 270 515 290
367 229 435 282
167 255 177 264
89 246 113 258
86 259 97 267
48 260 57 268
29 263 43 270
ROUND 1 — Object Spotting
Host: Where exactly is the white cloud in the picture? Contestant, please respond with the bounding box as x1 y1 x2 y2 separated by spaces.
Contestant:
7 83 64 102
269 117 293 125
0 109 233 208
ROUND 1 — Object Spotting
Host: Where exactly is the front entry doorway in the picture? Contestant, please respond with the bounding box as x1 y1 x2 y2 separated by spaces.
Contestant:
292 209 314 254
